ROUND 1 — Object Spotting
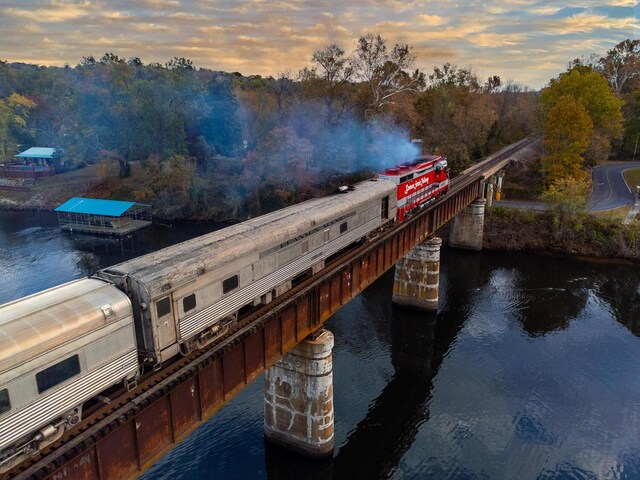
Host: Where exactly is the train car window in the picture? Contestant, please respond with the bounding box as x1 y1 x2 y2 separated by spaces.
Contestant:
156 297 171 318
183 294 196 312
400 174 413 183
302 240 309 254
36 355 81 394
340 222 347 234
223 275 239 294
0 389 10 414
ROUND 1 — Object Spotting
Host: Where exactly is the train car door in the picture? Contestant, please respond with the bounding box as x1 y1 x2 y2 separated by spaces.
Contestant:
154 294 177 352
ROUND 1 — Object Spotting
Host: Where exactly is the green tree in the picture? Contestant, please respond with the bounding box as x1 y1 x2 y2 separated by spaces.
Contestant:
0 92 36 161
541 95 593 184
541 175 590 238
540 68 623 165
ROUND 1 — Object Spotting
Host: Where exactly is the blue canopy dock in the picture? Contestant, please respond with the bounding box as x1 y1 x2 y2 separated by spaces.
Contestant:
55 197 152 235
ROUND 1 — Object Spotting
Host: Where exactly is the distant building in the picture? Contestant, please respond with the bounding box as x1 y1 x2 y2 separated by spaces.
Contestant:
55 197 152 236
0 147 61 180
14 147 63 166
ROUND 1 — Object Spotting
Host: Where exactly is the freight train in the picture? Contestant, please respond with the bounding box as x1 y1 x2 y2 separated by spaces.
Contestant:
0 156 448 472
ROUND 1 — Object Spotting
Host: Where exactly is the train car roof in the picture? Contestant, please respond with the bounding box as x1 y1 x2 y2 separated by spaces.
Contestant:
102 179 396 298
0 278 131 375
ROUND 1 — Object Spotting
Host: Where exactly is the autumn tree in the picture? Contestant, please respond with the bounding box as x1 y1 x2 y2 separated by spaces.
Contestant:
242 127 313 214
541 68 623 167
414 64 497 174
541 95 593 184
487 81 538 149
621 89 640 159
0 92 36 161
540 175 591 237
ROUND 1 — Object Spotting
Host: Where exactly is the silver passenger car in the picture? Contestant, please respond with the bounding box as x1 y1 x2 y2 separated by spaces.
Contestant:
97 179 397 365
0 278 138 472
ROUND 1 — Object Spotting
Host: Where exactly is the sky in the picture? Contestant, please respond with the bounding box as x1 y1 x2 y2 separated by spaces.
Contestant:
0 0 637 89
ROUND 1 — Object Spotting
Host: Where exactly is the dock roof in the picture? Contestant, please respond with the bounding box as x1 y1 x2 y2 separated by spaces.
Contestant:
55 197 136 217
15 147 59 159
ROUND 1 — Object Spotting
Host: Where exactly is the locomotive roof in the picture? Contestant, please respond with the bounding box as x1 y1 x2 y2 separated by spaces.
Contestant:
381 155 443 176
102 179 397 298
0 278 132 375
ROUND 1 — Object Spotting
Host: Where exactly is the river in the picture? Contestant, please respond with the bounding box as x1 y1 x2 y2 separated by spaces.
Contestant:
1 211 639 479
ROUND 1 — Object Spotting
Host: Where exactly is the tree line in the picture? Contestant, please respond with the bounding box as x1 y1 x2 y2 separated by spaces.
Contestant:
0 36 637 220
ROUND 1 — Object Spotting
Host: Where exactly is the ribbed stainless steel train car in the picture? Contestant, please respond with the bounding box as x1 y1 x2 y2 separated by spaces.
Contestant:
0 279 139 472
96 179 397 367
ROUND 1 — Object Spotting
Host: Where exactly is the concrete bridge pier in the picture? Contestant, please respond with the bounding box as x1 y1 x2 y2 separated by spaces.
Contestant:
264 329 334 458
485 176 495 208
496 173 504 201
449 198 486 251
392 236 442 312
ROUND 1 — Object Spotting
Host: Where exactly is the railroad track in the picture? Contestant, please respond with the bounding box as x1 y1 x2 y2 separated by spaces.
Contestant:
5 137 536 480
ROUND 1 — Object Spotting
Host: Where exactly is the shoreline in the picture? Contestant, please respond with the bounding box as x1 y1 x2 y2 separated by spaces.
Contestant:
2 203 637 264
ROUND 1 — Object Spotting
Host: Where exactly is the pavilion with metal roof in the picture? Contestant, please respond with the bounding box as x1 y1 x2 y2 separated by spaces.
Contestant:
1 147 61 180
15 147 60 160
55 197 152 236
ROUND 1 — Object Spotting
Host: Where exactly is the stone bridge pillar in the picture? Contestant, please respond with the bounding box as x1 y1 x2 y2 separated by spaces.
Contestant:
392 236 442 312
264 329 334 458
449 198 486 251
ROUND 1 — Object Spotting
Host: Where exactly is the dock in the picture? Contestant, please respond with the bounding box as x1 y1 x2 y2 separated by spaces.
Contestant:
55 197 152 236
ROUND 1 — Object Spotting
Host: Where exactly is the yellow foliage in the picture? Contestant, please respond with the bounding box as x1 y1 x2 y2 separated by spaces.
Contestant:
541 95 593 185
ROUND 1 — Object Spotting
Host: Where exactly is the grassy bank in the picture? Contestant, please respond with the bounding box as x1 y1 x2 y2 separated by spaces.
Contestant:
483 206 640 260
623 168 640 195
0 166 102 211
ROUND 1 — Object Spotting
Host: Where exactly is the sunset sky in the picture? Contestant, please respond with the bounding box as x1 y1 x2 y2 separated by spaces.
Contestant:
0 1 637 89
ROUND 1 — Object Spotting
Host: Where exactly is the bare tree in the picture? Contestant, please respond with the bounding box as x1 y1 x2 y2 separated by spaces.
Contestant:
311 44 354 125
352 34 425 117
599 39 640 96
269 71 296 124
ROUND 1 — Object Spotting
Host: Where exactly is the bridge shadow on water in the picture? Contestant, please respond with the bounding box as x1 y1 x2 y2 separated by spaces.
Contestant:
263 246 640 479
264 251 480 479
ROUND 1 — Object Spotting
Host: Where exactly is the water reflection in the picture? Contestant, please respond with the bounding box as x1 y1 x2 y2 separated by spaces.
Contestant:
267 267 476 480
4 211 640 479
0 211 220 303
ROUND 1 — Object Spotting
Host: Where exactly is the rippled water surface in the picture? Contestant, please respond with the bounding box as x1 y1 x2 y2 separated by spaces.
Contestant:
1 211 639 479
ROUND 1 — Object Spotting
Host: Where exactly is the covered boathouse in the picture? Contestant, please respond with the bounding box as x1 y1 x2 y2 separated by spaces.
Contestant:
55 197 152 236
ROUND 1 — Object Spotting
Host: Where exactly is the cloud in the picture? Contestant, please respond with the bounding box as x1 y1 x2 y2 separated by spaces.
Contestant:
0 0 637 88
3 5 89 23
417 14 447 26
531 6 563 15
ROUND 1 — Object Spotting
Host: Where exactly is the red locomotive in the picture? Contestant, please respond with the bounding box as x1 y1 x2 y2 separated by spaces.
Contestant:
379 155 450 222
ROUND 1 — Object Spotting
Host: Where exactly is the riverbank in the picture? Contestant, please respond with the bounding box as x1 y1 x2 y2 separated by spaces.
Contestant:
0 165 102 211
482 206 640 261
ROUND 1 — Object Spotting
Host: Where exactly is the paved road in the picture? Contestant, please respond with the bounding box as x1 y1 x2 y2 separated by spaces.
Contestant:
588 162 640 212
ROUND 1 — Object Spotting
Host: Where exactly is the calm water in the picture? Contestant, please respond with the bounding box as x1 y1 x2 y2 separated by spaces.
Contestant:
1 211 639 479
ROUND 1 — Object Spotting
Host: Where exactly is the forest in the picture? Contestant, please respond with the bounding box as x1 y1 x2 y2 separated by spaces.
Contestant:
0 35 638 220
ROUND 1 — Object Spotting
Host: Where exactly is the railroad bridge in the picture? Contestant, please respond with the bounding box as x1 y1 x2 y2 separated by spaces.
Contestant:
7 138 536 480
